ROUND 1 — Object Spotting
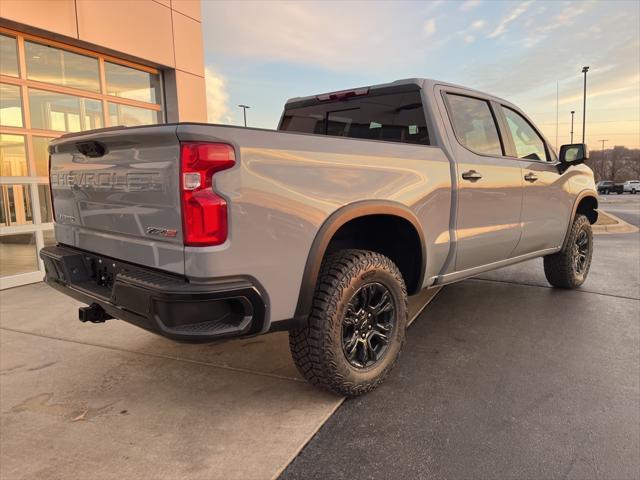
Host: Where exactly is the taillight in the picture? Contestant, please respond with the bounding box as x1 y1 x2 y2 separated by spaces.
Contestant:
180 142 235 246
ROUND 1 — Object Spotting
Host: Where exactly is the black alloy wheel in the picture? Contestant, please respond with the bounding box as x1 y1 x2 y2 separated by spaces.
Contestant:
342 282 396 368
543 214 593 289
574 229 590 275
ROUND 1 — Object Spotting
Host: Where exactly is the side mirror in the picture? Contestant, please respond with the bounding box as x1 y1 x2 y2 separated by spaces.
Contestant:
558 143 588 173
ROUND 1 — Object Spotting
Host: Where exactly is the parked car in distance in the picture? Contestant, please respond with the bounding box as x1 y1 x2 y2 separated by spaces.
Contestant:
597 180 624 194
40 78 599 397
623 180 640 194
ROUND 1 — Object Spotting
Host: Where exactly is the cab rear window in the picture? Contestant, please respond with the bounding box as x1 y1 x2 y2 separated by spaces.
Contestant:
280 89 429 145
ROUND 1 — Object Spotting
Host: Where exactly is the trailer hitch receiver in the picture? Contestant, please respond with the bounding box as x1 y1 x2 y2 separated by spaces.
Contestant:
79 303 113 323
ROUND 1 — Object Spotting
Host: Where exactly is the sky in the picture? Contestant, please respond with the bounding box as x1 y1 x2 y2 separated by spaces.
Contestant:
202 0 640 149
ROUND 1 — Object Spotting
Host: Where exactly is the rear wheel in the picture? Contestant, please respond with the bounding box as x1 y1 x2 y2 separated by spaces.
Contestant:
543 214 593 289
289 249 407 397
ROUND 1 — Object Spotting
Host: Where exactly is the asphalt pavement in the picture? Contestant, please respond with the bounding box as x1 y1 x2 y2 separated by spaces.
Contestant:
281 196 640 480
598 193 640 227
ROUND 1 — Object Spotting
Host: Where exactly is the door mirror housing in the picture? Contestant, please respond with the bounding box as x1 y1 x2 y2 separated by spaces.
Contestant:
558 143 588 172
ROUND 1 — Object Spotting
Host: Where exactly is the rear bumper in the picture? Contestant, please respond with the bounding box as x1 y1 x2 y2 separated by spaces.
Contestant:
40 245 267 342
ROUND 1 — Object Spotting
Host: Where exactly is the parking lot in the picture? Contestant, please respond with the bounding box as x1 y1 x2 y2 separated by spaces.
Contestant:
1 195 639 480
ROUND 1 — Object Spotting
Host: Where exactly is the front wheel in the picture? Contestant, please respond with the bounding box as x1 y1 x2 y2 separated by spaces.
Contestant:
543 214 593 289
289 249 408 397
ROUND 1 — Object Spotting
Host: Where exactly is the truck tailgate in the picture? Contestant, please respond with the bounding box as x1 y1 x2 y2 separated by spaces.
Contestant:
49 125 185 275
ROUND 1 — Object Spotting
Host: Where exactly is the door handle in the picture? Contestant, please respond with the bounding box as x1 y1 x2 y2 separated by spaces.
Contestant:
524 172 539 183
461 170 483 181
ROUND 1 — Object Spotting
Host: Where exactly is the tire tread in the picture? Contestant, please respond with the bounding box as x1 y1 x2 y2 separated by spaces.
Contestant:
543 214 592 289
289 249 407 397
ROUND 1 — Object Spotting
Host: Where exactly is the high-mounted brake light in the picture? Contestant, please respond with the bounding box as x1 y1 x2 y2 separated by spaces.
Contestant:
180 142 235 246
316 87 369 102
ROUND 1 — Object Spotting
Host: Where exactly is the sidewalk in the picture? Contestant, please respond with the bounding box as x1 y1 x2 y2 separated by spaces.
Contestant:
0 283 342 480
593 209 638 234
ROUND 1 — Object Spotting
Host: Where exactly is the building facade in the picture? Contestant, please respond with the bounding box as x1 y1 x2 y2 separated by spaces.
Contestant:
0 0 206 288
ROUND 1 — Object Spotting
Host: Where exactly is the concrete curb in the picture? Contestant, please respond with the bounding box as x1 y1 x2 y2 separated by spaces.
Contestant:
593 210 639 235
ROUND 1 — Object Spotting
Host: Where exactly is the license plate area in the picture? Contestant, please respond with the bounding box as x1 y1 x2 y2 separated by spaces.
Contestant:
88 256 120 290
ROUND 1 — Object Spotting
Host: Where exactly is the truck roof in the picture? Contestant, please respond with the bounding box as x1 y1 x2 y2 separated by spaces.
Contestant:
284 78 509 107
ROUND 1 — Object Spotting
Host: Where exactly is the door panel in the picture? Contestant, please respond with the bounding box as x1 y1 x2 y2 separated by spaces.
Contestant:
497 105 572 254
439 90 523 272
513 161 570 254
455 155 523 270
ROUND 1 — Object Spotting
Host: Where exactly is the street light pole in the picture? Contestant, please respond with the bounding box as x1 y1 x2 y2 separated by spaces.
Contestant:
570 110 575 144
238 104 251 127
581 66 589 143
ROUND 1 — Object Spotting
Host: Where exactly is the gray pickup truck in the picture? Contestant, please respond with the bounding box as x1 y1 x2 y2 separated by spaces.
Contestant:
41 78 598 396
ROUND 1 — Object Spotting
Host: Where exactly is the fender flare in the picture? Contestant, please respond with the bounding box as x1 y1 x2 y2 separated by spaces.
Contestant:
561 190 598 249
293 200 427 323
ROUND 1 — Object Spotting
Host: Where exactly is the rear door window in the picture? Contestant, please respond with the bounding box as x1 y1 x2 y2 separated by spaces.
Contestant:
280 89 429 145
445 94 503 156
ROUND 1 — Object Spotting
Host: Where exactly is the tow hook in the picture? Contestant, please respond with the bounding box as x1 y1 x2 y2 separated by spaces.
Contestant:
79 303 113 323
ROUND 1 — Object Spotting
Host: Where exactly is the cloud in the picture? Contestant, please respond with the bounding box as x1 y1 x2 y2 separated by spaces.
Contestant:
424 19 437 36
488 1 533 38
201 1 449 72
459 0 481 12
200 0 639 147
465 3 639 144
204 67 231 124
457 19 484 44
521 3 593 47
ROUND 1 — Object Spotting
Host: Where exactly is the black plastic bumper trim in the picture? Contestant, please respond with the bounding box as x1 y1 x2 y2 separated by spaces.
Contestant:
40 245 267 343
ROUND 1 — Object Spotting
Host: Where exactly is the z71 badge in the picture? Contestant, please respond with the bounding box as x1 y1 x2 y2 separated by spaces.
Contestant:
146 227 177 238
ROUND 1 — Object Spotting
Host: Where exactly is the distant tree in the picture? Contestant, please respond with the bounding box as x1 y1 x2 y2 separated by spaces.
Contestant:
587 146 640 182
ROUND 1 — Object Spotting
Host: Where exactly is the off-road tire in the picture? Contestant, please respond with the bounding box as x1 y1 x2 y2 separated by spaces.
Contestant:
289 249 408 397
543 214 593 289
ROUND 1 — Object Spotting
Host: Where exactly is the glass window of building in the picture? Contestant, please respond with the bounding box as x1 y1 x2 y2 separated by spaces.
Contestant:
0 134 28 177
32 136 53 177
0 28 164 287
29 89 103 132
0 233 38 277
1 185 33 226
0 34 19 77
0 83 24 127
25 41 100 92
43 228 56 247
37 185 53 223
108 103 159 127
105 61 161 104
